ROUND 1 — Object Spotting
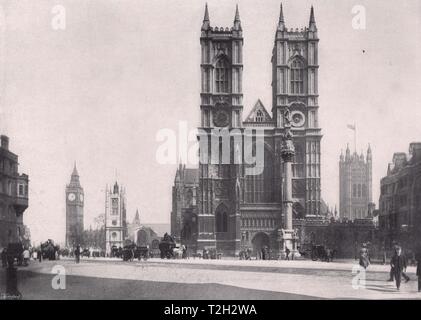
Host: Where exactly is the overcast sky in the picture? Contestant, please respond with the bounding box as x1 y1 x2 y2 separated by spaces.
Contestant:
0 0 420 244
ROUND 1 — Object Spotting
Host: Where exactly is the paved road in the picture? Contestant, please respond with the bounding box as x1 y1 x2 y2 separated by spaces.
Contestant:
2 258 420 299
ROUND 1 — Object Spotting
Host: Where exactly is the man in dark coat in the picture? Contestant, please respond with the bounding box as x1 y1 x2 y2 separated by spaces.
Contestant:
390 246 408 290
74 245 81 264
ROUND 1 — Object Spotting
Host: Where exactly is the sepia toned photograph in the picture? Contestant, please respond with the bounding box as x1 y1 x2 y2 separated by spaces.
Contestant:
0 0 421 305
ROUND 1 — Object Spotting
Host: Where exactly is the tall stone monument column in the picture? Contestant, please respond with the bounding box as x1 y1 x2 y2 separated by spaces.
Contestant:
278 109 298 259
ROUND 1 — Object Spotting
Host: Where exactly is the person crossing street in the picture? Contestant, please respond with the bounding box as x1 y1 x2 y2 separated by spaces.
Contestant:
390 246 409 291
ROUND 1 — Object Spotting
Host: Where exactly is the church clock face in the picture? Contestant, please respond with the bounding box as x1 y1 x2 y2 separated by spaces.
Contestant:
291 111 305 127
214 109 230 127
79 194 84 202
68 193 76 201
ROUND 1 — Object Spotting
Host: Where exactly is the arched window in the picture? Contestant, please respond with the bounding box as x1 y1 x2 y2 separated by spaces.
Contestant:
290 59 304 94
185 189 193 207
245 146 275 203
256 110 264 122
215 204 228 232
215 58 230 93
358 184 362 198
352 184 357 198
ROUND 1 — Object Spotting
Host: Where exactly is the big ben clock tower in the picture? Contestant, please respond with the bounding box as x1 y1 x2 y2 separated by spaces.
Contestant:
65 163 84 247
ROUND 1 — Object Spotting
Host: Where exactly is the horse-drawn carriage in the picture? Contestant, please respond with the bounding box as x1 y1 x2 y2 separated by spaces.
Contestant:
158 233 189 259
122 240 149 261
158 233 177 259
110 245 122 258
299 243 334 262
41 239 59 260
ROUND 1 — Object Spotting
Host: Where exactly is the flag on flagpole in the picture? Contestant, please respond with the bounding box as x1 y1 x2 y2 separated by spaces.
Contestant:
347 124 356 131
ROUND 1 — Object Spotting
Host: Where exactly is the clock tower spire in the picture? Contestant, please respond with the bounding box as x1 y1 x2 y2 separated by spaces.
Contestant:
66 162 84 247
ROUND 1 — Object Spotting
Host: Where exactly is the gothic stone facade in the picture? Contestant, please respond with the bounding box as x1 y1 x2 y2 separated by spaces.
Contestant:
105 182 127 254
379 142 421 251
172 5 324 256
339 145 373 220
65 164 84 247
0 135 29 249
171 165 198 249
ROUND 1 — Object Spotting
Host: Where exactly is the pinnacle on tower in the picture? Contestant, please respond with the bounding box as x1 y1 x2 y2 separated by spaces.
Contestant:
69 162 81 187
133 209 140 225
345 143 351 161
201 3 210 31
309 5 317 31
233 4 242 31
72 162 79 177
367 144 372 161
278 3 286 31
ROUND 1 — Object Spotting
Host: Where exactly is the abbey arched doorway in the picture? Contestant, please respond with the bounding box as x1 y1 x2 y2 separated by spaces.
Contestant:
251 232 270 259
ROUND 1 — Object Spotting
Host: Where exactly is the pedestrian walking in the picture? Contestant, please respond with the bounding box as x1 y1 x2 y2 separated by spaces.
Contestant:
74 245 81 264
359 243 370 270
37 248 42 262
23 248 30 266
390 246 409 291
285 247 290 261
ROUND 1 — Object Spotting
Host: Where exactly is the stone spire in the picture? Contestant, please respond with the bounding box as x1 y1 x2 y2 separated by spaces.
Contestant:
201 3 210 31
72 162 79 177
345 143 351 161
278 3 286 31
233 4 242 31
340 149 344 162
113 181 119 194
309 5 317 31
69 162 81 187
133 209 141 226
367 144 372 161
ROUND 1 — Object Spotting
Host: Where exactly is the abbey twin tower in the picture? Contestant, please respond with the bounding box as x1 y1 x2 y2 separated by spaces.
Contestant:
172 4 324 256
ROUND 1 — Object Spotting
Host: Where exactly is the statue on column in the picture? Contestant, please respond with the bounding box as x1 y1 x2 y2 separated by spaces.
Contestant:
281 108 295 158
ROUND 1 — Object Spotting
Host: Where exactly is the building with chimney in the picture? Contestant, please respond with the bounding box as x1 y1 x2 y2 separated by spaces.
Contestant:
339 144 373 220
65 163 84 247
379 142 421 250
171 4 328 257
0 135 29 249
104 182 127 255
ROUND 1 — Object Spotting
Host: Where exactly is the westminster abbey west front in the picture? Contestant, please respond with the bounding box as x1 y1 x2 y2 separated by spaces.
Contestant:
171 4 328 257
